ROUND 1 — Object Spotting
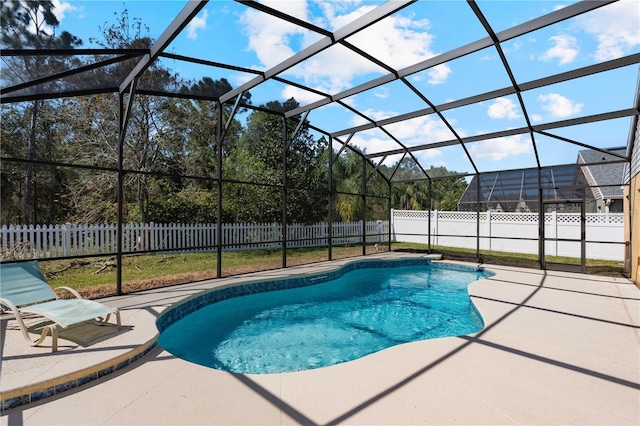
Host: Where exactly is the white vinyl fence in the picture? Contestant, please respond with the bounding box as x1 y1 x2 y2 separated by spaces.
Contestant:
391 209 625 261
0 221 389 260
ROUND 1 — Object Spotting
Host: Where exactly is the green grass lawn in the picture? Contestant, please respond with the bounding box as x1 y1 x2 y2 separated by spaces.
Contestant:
38 242 626 299
39 245 374 298
391 242 625 274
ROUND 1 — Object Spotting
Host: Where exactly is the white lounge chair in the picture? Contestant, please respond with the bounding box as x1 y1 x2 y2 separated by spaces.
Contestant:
0 261 121 352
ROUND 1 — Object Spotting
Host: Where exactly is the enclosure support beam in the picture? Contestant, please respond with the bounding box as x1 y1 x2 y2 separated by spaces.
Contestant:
428 179 432 254
215 95 244 277
328 137 334 261
119 1 206 93
116 78 138 295
221 0 414 105
362 156 367 256
476 173 481 263
388 180 392 253
538 168 545 270
116 94 124 295
282 117 288 268
216 103 223 279
581 193 586 274
286 110 310 151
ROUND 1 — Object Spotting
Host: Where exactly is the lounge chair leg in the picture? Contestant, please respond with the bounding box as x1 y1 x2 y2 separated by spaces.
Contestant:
114 309 121 330
98 308 121 329
30 324 58 352
50 325 58 352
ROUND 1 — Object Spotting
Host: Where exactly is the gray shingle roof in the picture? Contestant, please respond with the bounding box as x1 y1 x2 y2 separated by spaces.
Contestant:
578 149 627 198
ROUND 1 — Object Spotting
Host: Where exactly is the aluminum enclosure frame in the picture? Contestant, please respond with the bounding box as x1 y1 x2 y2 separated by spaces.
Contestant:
1 0 637 290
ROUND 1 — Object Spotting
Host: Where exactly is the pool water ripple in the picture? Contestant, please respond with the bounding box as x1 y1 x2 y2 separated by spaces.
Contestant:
158 261 493 374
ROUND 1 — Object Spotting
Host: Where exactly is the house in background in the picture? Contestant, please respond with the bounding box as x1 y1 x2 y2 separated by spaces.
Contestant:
578 148 627 213
457 148 628 213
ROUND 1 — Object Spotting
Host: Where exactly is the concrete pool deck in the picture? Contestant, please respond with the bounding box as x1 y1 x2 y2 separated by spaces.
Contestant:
1 253 639 425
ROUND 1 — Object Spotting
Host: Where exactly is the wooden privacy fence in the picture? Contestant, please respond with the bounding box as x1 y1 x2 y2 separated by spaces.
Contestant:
0 221 389 260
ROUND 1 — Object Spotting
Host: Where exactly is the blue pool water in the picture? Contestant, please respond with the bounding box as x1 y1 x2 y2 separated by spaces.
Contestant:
158 261 493 374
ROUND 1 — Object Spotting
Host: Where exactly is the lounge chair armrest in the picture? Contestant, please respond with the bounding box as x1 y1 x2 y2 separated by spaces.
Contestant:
53 286 84 299
0 297 19 313
0 296 46 346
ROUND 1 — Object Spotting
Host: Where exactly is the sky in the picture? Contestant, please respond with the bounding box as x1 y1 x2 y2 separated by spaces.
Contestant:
46 0 640 177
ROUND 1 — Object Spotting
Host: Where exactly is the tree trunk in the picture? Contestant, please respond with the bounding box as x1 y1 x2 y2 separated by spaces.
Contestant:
24 100 40 225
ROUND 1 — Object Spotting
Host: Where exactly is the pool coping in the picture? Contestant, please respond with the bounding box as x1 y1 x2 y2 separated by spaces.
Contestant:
3 253 448 411
3 254 639 424
1 339 158 411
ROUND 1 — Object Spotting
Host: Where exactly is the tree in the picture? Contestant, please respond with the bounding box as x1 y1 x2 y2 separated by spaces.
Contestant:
390 158 467 211
1 1 82 224
228 98 328 223
70 7 186 223
428 167 468 211
332 150 364 222
176 77 249 184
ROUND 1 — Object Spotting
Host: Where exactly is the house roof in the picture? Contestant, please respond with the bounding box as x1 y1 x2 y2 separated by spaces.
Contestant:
578 148 627 198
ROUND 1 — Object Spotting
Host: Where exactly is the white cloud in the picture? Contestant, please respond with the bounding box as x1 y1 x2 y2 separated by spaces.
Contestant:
348 132 399 156
343 110 456 156
469 134 532 161
538 93 583 117
427 64 451 85
531 113 543 122
503 39 523 54
286 45 380 94
187 10 208 40
539 35 579 65
382 114 457 146
52 0 76 21
488 97 520 119
30 0 76 36
232 73 255 88
346 11 452 86
240 2 311 69
576 0 640 61
317 1 379 31
415 149 444 161
349 108 397 127
280 85 326 105
371 153 405 167
374 87 389 99
240 3 450 94
346 13 433 69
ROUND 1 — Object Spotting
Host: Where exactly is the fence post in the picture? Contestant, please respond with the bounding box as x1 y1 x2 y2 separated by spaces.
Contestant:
154 222 159 251
390 209 395 242
552 211 558 256
1 225 6 257
434 210 438 247
485 210 491 251
63 223 71 257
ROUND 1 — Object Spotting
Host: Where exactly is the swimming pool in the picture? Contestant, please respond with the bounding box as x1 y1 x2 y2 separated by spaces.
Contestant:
157 258 494 374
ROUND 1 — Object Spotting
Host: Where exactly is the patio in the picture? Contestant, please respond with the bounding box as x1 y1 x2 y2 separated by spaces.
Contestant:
2 253 638 425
